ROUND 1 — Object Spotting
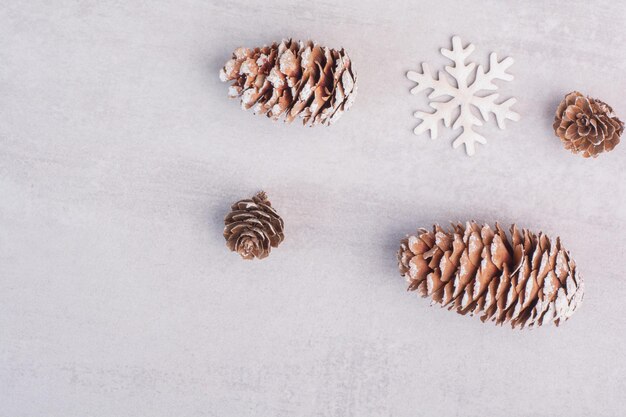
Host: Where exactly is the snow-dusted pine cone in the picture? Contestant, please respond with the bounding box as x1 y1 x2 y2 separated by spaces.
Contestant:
553 91 623 158
219 39 357 126
398 222 584 329
223 192 284 260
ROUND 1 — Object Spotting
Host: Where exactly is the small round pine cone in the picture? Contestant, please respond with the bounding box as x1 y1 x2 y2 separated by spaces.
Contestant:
398 222 584 329
219 39 357 126
553 91 623 158
223 192 284 260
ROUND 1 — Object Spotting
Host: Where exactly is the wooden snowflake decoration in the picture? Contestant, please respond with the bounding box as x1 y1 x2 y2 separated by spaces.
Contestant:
407 36 520 156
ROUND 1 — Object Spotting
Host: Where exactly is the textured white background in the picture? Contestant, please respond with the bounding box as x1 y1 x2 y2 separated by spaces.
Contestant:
1 1 625 416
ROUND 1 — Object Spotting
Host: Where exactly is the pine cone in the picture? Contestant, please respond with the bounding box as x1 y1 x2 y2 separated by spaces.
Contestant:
398 222 584 329
223 192 284 260
553 91 623 158
219 39 357 126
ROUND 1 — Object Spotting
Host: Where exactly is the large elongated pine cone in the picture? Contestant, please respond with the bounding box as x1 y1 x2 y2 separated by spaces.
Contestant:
219 39 357 126
224 192 284 260
553 91 623 158
398 223 584 329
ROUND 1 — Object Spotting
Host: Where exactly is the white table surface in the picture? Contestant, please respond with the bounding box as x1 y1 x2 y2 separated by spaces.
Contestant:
1 1 625 416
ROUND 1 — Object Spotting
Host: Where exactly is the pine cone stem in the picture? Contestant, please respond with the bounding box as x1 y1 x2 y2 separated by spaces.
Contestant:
255 191 268 203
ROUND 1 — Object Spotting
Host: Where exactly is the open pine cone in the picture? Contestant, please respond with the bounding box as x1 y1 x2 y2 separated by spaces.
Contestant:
219 39 357 126
223 192 284 260
553 91 623 158
398 222 584 329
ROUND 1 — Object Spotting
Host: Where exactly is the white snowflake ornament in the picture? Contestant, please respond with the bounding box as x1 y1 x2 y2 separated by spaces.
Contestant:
407 36 520 156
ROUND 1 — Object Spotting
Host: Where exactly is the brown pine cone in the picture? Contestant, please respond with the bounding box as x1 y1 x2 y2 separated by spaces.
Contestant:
219 39 357 126
223 192 284 260
398 222 584 329
553 91 623 158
